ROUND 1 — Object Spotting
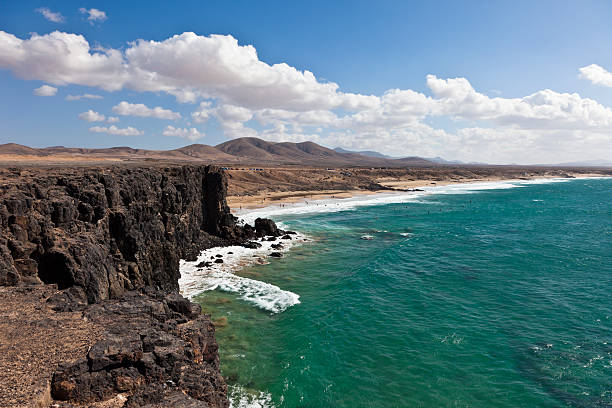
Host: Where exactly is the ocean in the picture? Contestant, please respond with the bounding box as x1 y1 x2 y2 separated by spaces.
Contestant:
181 177 612 408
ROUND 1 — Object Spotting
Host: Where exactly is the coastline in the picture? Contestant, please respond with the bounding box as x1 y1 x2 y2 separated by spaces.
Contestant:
182 175 610 312
227 172 608 212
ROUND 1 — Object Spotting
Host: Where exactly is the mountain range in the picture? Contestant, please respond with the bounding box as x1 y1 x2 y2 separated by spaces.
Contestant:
0 137 434 167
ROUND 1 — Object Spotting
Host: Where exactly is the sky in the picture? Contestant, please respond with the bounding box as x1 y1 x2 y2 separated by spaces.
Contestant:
1 0 612 164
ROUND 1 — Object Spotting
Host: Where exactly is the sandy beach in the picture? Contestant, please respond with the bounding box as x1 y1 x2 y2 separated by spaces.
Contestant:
227 170 609 210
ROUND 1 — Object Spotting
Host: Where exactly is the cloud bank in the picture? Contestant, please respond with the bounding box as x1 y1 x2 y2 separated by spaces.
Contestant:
0 29 611 163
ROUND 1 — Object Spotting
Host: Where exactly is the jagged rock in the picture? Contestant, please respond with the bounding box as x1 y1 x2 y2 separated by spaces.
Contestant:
0 165 280 407
165 292 202 319
281 234 292 240
214 259 224 264
270 252 283 258
242 241 262 249
50 290 228 407
254 217 280 237
271 243 283 250
0 166 237 302
47 286 88 312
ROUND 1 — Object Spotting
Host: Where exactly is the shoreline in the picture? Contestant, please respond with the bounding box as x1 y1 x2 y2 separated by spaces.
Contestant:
182 175 610 309
227 172 608 212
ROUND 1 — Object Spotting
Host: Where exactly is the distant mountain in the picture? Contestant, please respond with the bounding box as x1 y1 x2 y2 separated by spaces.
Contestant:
333 147 393 159
425 156 465 165
0 137 435 167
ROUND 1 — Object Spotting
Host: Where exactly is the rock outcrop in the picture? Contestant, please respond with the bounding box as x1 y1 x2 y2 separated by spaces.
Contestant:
0 164 282 407
0 165 237 303
51 289 227 407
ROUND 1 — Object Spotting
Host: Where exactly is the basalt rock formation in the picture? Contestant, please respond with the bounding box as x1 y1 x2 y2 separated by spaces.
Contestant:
0 164 281 407
0 165 239 302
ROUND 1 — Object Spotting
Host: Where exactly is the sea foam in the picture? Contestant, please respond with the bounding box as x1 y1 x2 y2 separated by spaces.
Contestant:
179 233 306 313
235 178 576 224
228 385 275 408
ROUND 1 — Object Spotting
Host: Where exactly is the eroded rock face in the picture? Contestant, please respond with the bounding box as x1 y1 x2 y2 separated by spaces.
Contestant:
0 165 234 303
50 290 228 407
0 164 284 407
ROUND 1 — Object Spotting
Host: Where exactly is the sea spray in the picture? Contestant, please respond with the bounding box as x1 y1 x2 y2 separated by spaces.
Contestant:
179 233 308 313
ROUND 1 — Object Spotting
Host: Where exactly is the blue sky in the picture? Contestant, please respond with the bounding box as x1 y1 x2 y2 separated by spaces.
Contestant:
1 0 612 163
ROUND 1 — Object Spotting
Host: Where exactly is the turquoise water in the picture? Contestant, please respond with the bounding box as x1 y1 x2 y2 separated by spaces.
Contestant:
194 178 612 407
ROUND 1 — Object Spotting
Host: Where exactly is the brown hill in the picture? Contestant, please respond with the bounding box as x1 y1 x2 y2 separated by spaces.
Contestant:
0 138 434 167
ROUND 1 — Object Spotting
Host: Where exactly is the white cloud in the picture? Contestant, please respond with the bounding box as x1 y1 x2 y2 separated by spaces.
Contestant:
162 126 205 141
0 30 375 110
66 93 103 101
79 8 107 24
579 64 612 87
425 74 612 130
1 28 612 163
78 110 105 122
0 31 127 91
106 116 119 123
33 84 57 96
36 8 64 23
112 101 181 120
191 101 213 123
89 125 142 136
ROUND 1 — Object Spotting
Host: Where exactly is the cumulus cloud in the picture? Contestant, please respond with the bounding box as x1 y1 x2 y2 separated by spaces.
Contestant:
425 74 612 130
579 64 612 87
112 101 181 120
0 30 376 109
0 31 127 91
1 28 611 163
66 93 103 101
78 109 105 122
36 7 64 23
162 126 205 141
33 84 57 96
79 8 107 24
106 116 119 123
89 125 142 136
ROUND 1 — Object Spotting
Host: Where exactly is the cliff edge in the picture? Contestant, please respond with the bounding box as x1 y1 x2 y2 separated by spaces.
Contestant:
0 165 279 407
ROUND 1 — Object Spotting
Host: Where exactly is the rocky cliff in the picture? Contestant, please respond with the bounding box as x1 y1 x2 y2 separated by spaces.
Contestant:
0 165 240 302
0 164 279 407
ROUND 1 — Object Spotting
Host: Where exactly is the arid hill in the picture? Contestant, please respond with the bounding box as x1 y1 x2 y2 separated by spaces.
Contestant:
0 137 434 167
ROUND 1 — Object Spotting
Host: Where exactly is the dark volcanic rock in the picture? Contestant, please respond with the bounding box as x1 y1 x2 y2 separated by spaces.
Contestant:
0 165 282 407
0 165 236 302
242 241 262 249
50 290 228 407
270 252 283 258
255 217 280 237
